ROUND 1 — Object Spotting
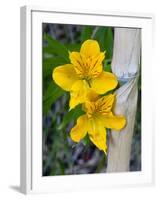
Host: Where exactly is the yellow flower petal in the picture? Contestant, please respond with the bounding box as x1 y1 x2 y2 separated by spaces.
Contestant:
80 39 101 58
69 80 89 109
69 52 84 77
70 115 88 142
52 64 78 91
91 71 118 94
97 94 115 114
100 112 126 131
69 51 105 79
84 101 96 118
85 89 99 102
88 118 107 154
89 52 105 78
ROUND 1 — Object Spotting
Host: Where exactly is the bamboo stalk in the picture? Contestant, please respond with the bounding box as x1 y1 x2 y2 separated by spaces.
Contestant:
107 28 141 172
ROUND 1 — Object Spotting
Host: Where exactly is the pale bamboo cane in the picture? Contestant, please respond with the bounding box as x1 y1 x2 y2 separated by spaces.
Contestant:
107 28 141 172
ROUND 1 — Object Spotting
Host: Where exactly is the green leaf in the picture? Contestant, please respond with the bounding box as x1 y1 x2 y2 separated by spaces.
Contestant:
43 82 64 114
43 96 56 114
82 134 90 146
104 59 112 72
104 28 113 59
65 43 81 52
43 46 56 55
94 27 114 59
57 159 65 175
58 105 85 130
43 82 63 102
43 34 69 62
43 57 66 78
81 26 93 42
93 27 106 50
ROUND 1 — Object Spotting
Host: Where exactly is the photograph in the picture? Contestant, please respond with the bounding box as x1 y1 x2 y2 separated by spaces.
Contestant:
42 23 141 176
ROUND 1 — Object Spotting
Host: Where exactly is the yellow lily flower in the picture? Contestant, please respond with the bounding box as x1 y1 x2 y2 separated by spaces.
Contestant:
70 91 126 154
53 39 118 109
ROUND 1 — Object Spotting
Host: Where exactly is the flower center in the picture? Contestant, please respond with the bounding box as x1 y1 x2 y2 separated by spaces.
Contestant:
85 102 100 119
81 76 91 87
74 54 102 82
85 97 112 119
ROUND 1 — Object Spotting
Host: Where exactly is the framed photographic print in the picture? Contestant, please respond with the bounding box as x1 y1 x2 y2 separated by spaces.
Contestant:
20 6 154 194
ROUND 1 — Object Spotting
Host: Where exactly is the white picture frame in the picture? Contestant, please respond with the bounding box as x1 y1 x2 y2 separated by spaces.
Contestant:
20 5 154 194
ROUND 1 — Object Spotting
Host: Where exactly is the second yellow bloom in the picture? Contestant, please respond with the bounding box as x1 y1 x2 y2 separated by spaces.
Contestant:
70 91 126 153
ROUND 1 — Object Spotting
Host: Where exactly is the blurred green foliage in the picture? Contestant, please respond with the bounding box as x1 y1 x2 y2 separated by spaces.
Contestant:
42 24 141 176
